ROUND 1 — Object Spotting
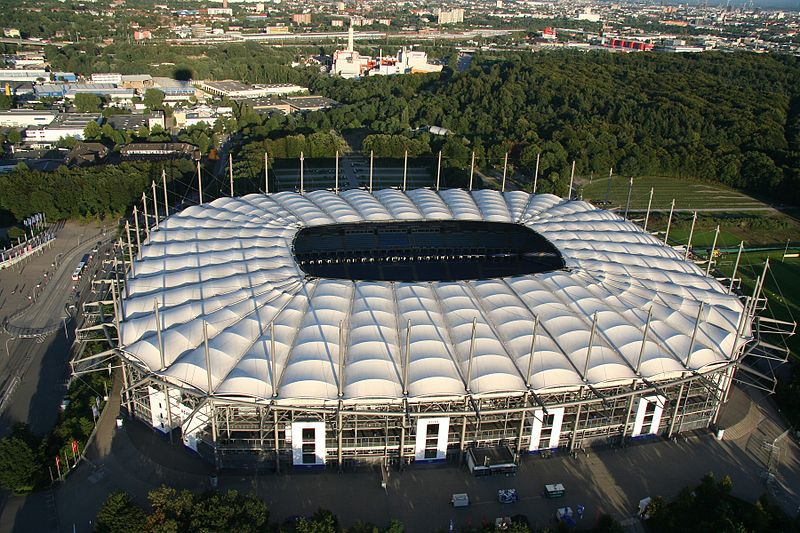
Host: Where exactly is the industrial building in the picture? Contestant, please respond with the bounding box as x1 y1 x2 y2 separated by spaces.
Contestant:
0 109 57 127
198 80 307 99
79 188 773 471
23 113 101 144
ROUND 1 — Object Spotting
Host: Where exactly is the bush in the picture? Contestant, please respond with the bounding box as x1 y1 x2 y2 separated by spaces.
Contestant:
0 425 42 494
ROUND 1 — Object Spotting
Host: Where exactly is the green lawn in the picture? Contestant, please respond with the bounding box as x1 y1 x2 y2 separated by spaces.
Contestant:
714 250 800 360
580 175 769 211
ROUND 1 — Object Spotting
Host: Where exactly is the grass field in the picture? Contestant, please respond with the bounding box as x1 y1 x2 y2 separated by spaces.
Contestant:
644 213 800 249
580 175 771 211
714 250 800 360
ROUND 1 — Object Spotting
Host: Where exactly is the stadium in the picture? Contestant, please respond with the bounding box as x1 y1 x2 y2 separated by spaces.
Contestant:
109 188 751 470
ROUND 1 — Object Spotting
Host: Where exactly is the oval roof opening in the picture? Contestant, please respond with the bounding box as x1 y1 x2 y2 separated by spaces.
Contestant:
293 220 565 282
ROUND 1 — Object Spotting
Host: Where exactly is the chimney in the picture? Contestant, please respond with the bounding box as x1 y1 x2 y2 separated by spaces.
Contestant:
347 21 354 52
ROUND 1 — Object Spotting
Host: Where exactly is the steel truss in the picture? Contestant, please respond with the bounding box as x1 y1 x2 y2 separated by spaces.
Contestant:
117 356 731 470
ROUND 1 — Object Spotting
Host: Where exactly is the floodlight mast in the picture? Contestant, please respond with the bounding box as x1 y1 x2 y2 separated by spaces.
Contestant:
469 151 475 191
403 150 408 192
265 151 270 194
142 193 149 240
229 153 234 197
197 160 203 204
664 199 675 245
436 151 442 191
643 187 653 232
502 152 508 193
152 181 159 230
162 169 169 218
685 211 697 260
568 160 575 200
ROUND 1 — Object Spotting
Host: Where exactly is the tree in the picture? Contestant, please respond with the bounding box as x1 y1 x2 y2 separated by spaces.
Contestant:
0 93 12 110
0 426 41 494
296 509 339 533
143 88 166 111
74 93 102 113
84 120 102 140
7 129 22 144
95 491 147 533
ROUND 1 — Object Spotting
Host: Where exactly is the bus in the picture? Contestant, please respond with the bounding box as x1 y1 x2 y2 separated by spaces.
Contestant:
71 260 86 281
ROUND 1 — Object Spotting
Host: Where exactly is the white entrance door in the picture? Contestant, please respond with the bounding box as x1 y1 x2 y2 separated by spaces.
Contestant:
414 417 450 461
631 395 666 437
529 407 565 451
290 422 326 466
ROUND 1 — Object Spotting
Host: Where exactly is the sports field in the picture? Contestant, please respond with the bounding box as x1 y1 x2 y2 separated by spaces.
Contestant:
714 250 800 359
580 175 773 212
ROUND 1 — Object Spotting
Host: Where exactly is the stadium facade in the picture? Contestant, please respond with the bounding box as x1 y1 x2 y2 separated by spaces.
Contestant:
108 189 752 470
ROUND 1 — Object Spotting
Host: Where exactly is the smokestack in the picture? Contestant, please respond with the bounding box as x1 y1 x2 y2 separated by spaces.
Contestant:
222 0 228 8
347 21 354 53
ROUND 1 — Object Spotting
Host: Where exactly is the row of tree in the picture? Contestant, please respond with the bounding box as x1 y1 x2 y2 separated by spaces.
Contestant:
0 372 111 494
94 486 626 533
0 161 196 222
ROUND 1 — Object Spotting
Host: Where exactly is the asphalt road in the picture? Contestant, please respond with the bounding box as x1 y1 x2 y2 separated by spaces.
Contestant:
0 221 111 436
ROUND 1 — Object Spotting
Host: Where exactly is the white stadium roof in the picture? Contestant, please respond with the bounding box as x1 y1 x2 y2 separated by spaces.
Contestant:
119 189 748 405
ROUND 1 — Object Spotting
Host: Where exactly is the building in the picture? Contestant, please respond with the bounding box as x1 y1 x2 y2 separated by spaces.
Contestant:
91 73 123 85
24 113 101 144
64 84 136 102
94 189 761 470
283 96 339 112
207 7 233 16
147 111 166 130
237 98 293 114
172 105 232 128
120 142 200 160
0 109 57 128
65 142 109 166
437 8 464 24
332 25 371 79
577 8 601 23
134 30 153 41
121 75 154 90
292 13 312 25
0 69 49 82
199 80 306 99
34 84 67 99
366 48 443 77
106 114 152 131
152 77 199 102
0 81 35 98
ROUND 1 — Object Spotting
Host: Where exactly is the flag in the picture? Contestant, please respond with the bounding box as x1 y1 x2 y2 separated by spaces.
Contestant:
71 440 78 455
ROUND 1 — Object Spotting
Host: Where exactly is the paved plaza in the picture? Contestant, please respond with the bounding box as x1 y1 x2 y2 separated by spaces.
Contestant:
1 373 797 532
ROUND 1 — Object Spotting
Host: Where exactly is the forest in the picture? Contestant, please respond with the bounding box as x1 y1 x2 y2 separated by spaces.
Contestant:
106 44 797 202
2 45 798 219
301 51 800 199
